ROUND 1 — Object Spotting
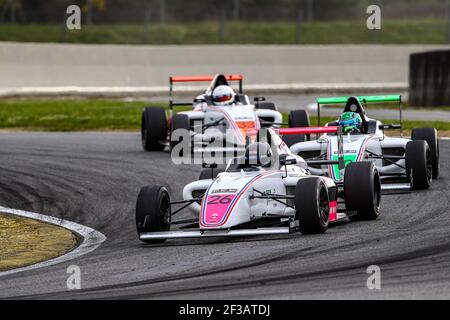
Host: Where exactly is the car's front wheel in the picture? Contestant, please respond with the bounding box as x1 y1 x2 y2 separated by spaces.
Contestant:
295 177 329 235
136 185 171 244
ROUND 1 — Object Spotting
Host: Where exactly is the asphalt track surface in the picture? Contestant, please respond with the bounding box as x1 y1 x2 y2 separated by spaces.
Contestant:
0 132 449 299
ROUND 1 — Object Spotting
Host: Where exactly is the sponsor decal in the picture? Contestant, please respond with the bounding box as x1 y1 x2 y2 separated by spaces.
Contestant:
203 194 238 224
212 189 238 194
329 201 338 222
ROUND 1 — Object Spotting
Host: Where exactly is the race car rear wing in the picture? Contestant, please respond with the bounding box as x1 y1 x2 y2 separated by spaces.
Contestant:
316 95 403 137
169 74 244 110
277 126 345 171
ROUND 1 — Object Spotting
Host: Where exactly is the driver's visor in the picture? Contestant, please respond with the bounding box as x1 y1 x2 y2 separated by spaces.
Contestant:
339 119 358 126
214 94 232 103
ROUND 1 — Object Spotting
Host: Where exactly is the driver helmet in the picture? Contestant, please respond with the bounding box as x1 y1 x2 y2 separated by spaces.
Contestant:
339 112 362 133
244 142 272 167
212 85 235 105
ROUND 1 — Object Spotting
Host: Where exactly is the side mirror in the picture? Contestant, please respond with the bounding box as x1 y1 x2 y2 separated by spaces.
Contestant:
194 98 206 104
254 97 266 103
280 156 297 166
379 124 402 130
202 162 218 169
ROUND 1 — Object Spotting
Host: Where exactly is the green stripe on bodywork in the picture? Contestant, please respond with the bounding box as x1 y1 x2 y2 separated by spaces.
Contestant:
317 95 401 105
331 154 358 180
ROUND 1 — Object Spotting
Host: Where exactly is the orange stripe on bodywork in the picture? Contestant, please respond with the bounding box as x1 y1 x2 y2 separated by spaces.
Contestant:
236 121 258 143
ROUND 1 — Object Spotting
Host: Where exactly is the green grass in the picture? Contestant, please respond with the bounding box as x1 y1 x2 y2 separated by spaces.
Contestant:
0 19 448 45
0 100 151 131
0 100 449 133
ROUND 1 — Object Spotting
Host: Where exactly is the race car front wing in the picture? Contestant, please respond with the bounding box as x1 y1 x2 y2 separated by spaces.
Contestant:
139 226 294 241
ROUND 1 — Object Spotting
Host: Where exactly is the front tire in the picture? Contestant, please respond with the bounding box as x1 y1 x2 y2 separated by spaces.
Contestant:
412 128 439 179
141 107 167 151
406 140 432 190
344 162 381 221
136 185 171 244
295 177 329 234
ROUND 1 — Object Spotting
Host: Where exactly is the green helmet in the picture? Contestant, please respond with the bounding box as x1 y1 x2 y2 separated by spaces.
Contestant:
338 112 362 133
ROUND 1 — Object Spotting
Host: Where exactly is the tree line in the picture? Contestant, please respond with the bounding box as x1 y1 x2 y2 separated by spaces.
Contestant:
1 0 448 24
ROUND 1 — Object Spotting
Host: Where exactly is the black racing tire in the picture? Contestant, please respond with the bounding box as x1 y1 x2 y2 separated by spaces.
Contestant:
170 114 191 157
136 185 171 244
283 110 311 147
255 102 276 111
295 177 329 235
199 168 224 180
344 162 381 221
411 128 439 179
141 107 167 151
406 140 432 190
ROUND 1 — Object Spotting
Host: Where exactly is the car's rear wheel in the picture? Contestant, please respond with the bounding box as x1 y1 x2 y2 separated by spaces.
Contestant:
136 185 171 244
170 114 191 158
406 140 432 190
141 107 167 151
295 177 329 234
283 110 310 147
344 162 381 221
255 102 276 110
411 128 439 179
199 168 224 180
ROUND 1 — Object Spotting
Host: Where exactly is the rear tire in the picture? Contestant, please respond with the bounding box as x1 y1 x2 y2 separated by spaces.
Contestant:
344 162 381 221
199 168 224 180
412 128 439 179
283 110 310 147
170 114 191 158
406 140 432 190
136 185 171 244
255 102 276 110
295 177 329 234
141 107 167 151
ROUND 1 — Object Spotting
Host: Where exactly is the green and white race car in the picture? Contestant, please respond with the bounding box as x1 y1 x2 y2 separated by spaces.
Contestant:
288 95 440 191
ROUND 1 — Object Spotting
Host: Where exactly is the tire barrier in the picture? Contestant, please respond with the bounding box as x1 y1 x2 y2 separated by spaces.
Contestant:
409 50 450 107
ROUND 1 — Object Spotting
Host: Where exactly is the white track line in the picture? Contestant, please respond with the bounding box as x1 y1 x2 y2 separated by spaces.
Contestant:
0 206 106 278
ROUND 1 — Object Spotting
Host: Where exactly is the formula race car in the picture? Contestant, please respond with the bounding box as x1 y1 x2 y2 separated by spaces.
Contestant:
141 74 307 154
135 126 381 243
290 95 440 191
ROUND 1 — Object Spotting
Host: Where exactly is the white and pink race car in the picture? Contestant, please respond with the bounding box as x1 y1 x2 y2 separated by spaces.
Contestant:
140 74 309 154
135 126 382 243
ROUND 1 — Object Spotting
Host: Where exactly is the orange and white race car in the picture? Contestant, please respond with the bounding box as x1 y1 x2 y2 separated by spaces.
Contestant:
141 74 309 155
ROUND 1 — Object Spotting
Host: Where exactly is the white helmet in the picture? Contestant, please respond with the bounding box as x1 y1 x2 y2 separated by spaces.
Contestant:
212 85 235 105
